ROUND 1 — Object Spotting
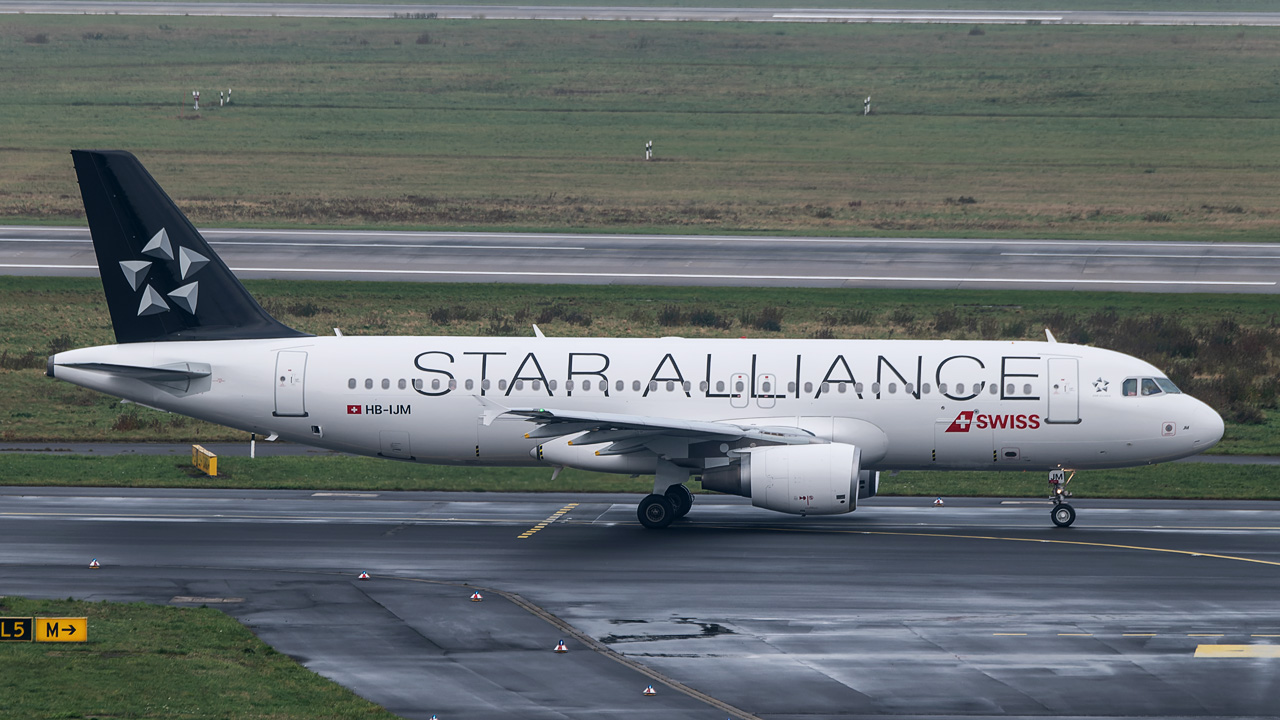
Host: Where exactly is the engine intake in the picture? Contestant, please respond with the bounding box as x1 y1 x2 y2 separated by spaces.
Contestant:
701 443 874 515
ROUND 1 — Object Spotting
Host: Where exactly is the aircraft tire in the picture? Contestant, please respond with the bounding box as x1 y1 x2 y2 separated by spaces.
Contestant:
1051 503 1076 528
666 484 694 519
638 494 676 529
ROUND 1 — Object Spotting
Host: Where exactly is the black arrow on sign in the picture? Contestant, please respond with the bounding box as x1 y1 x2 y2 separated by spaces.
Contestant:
63 625 76 635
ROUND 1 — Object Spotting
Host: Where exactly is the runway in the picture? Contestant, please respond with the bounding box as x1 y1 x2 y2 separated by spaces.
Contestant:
3 3 1280 27
3 225 1277 292
3 487 1279 718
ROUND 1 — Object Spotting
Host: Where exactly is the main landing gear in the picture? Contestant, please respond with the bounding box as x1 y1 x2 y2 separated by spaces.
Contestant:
637 484 695 529
1049 469 1076 528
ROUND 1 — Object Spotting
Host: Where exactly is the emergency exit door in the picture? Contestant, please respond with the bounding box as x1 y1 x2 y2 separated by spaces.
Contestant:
273 350 308 417
1046 358 1079 424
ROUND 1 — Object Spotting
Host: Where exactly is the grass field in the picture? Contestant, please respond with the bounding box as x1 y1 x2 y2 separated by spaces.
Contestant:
2 453 1278 500
2 276 1277 452
3 16 1280 239
0 596 399 719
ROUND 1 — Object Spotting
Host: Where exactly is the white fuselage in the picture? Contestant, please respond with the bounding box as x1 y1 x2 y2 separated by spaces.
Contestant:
51 336 1223 474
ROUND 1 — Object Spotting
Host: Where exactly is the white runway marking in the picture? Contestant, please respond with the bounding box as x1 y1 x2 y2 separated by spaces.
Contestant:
0 238 582 251
1002 252 1280 260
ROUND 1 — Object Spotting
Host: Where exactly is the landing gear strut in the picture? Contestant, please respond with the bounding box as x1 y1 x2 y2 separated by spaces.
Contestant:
1049 469 1076 528
638 459 694 529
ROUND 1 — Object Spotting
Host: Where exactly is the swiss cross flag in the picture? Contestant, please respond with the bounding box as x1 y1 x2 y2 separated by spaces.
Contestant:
347 405 362 415
944 410 975 433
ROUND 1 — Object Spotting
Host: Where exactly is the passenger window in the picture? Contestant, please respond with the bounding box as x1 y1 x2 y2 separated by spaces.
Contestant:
566 380 575 391
735 381 745 392
616 380 624 392
905 383 914 394
888 383 897 394
871 382 880 394
583 380 592 391
1141 378 1163 396
398 379 406 390
649 381 658 392
716 381 725 392
855 382 864 394
448 379 457 390
821 382 831 393
365 378 373 390
531 380 541 391
465 379 474 391
431 379 440 390
548 380 557 391
666 381 675 392
804 382 813 393
838 383 846 394
515 380 525 391
1007 384 1015 395
787 382 796 393
702 381 711 392
348 378 356 389
1023 384 1032 395
683 381 691 392
482 379 491 390
633 380 641 391
382 379 390 390
414 379 423 390
921 383 930 394
498 379 508 390
989 383 998 395
938 383 947 394
955 383 965 394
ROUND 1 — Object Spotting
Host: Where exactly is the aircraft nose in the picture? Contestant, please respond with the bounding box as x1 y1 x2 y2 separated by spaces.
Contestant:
1193 400 1225 451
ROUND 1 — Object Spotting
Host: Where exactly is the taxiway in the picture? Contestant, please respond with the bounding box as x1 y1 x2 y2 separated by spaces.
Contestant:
2 226 1277 292
2 488 1279 718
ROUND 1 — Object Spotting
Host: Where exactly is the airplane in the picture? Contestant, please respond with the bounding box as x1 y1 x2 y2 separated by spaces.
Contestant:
48 150 1225 529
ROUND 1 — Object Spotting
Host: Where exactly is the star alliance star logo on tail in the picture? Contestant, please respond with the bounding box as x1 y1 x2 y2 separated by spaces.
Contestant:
118 228 209 317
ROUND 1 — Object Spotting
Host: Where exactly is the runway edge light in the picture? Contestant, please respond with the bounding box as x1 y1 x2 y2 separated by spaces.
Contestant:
358 571 370 580
643 685 657 696
88 558 100 569
934 497 945 507
470 591 483 602
554 639 568 653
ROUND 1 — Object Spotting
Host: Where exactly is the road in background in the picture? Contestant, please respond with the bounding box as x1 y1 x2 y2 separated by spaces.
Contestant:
3 226 1277 292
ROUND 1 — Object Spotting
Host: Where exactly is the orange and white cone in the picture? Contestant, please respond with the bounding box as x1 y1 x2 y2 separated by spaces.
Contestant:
88 558 100 569
933 497 945 507
358 571 370 580
554 640 568 653
643 685 657 696
470 591 483 602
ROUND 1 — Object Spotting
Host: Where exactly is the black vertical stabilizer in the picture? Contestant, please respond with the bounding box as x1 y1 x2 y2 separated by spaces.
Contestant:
71 150 310 344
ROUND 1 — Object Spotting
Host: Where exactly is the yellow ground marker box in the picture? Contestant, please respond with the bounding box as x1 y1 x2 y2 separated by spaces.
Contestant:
34 617 88 643
192 444 217 476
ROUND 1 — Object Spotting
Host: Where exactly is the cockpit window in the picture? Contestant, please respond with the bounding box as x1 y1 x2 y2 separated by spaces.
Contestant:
1124 376 1181 397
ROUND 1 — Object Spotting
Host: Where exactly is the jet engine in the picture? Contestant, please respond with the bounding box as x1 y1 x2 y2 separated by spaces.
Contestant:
700 443 875 515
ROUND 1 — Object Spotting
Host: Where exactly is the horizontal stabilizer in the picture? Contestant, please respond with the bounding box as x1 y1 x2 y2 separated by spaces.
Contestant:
56 361 212 382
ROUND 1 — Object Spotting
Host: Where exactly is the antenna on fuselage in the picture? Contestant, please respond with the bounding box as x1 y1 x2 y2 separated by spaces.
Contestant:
1045 328 1057 343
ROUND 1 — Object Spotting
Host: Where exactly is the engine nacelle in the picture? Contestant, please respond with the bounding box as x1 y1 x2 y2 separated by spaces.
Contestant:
701 443 868 516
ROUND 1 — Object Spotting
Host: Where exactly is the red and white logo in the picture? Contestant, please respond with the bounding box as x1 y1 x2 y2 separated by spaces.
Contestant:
945 411 1042 432
347 405 362 415
945 411 976 433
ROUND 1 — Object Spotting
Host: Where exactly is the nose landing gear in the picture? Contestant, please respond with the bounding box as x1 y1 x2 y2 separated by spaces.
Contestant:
1049 469 1076 528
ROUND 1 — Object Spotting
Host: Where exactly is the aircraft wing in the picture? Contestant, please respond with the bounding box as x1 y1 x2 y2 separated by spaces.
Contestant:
495 405 817 456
